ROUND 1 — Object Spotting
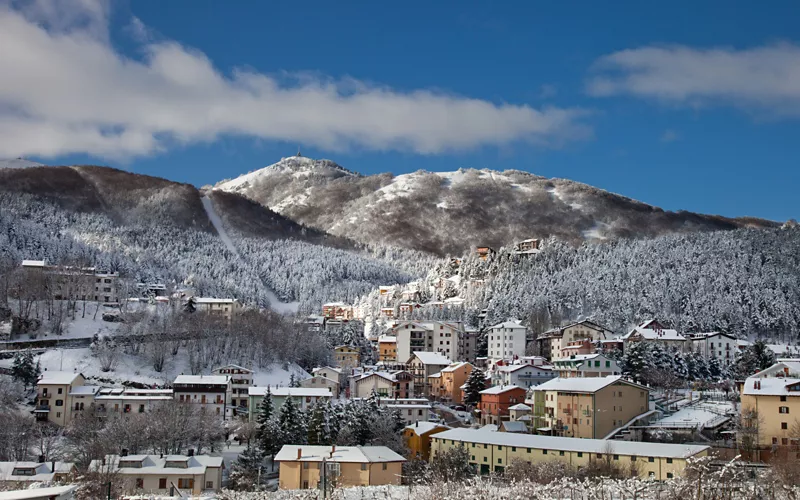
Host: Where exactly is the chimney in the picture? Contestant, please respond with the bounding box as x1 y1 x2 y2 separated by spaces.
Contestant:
51 461 56 473
415 421 419 428
297 448 302 460
38 455 45 463
121 449 128 457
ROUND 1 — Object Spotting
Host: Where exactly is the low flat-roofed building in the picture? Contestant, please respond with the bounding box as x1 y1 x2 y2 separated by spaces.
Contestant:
275 445 405 490
90 454 223 495
0 485 77 500
94 388 173 417
430 428 709 479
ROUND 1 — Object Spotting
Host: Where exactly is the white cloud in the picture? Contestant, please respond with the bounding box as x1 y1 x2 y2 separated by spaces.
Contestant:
0 2 590 160
660 129 680 143
587 43 800 116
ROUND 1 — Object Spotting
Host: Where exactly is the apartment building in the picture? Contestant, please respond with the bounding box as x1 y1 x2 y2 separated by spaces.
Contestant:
21 260 120 303
276 445 405 490
211 365 253 411
621 320 687 351
488 320 528 361
403 422 450 461
688 332 738 366
552 354 621 378
433 362 473 404
333 346 361 371
407 352 452 398
392 321 464 363
353 371 413 399
193 298 241 321
35 371 92 427
173 375 231 419
94 388 173 417
430 428 709 479
491 363 556 389
535 321 612 361
741 376 800 448
300 374 340 396
312 366 345 387
530 376 649 439
247 387 332 420
478 385 527 426
383 398 433 426
89 454 223 495
377 336 398 362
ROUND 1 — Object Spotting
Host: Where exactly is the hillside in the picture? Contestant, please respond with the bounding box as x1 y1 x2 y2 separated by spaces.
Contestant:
215 156 779 255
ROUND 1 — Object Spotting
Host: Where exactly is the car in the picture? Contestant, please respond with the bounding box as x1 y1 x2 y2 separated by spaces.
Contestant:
454 405 466 412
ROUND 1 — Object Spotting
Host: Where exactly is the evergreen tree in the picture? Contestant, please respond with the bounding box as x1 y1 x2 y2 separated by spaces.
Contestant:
183 296 197 314
620 342 651 384
752 340 777 371
256 388 282 466
227 444 264 490
12 350 39 388
307 401 329 445
278 397 307 445
463 368 486 406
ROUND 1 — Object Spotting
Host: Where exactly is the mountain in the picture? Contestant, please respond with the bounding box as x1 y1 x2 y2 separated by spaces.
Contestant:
214 156 779 256
0 158 45 169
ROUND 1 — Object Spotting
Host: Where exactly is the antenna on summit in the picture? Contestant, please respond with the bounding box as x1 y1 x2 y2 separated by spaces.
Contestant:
296 147 302 157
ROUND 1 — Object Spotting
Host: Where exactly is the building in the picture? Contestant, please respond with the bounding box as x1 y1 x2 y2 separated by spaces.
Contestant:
0 461 76 484
391 321 465 363
459 327 478 362
193 298 241 321
475 247 495 261
384 398 433 426
478 385 526 426
89 454 223 495
173 375 231 419
211 365 253 411
94 388 173 417
500 421 528 433
0 485 77 500
621 321 687 351
750 360 800 379
491 363 556 389
333 346 361 371
247 387 332 421
688 332 738 366
353 372 408 399
300 375 340 396
488 320 528 361
312 367 345 387
530 376 649 439
536 321 613 361
21 260 120 304
322 303 354 321
509 403 532 422
304 315 325 333
429 428 709 479
435 362 473 404
740 376 800 448
513 238 540 254
552 354 621 378
35 371 89 427
403 422 449 461
275 445 405 490
377 336 398 362
407 352 452 398
560 339 598 358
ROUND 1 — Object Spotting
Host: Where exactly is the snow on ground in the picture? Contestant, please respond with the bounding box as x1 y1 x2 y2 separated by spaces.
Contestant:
0 158 45 169
653 400 734 429
582 222 610 240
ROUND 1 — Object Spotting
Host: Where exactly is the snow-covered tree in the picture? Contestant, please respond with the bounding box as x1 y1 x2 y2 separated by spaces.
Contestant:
463 368 486 406
11 350 39 388
227 444 264 490
278 397 306 445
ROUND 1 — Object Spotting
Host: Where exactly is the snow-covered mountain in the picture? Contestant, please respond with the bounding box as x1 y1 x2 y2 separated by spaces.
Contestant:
213 156 778 255
0 158 45 169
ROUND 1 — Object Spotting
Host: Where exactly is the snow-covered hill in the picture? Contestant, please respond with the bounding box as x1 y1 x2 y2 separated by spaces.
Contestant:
214 156 778 255
0 158 45 169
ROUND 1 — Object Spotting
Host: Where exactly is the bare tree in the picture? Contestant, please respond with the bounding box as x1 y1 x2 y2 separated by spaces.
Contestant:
737 406 764 461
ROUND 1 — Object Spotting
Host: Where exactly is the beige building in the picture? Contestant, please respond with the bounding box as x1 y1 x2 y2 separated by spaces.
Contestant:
94 388 173 417
212 364 253 411
531 376 649 439
536 321 612 361
89 454 223 495
276 445 405 490
35 371 93 427
378 335 398 362
333 346 361 371
300 375 340 396
312 366 345 386
430 428 708 479
621 320 687 352
0 461 76 484
193 298 241 321
173 375 231 419
740 376 800 448
407 352 452 398
248 387 332 421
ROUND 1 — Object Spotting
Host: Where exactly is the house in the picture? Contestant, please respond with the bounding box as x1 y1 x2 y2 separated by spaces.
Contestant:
353 371 413 399
429 428 709 479
488 320 528 361
403 422 449 460
491 363 556 389
383 398 433 426
193 298 241 321
20 260 120 304
212 365 253 411
513 238 540 255
478 385 526 426
407 352 452 398
621 321 687 351
536 321 613 361
750 360 800 379
435 362 473 404
0 461 76 484
247 387 332 420
560 339 598 358
740 377 800 448
475 247 495 261
688 332 738 366
299 375 340 396
173 375 231 419
312 366 344 387
552 354 621 378
35 371 89 426
94 388 173 417
391 321 465 363
89 454 223 495
377 335 398 362
304 315 325 333
322 303 354 321
530 376 649 439
275 445 405 490
0 485 77 500
509 403 532 422
427 372 442 400
333 346 361 371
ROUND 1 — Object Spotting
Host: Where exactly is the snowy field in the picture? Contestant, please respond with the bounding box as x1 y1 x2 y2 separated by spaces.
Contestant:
653 400 735 429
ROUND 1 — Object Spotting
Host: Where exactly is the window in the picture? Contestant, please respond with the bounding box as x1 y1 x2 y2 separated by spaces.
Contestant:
159 478 167 489
613 455 619 461
58 388 63 394
780 407 790 414
666 458 673 464
498 446 502 450
527 448 531 453
206 481 214 489
542 449 548 455
471 455 475 460
781 396 788 402
511 447 516 451
631 456 637 461
302 481 309 489
783 438 789 445
361 463 368 471
559 451 565 456
178 478 194 489
648 457 655 463
783 422 789 430
577 452 583 458
497 458 502 464
55 399 63 406
773 437 779 445
303 462 309 469
667 473 673 479
649 471 655 478
135 478 143 489
483 457 487 462
382 463 387 470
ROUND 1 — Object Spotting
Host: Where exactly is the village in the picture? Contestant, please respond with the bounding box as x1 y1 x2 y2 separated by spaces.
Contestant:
0 250 798 500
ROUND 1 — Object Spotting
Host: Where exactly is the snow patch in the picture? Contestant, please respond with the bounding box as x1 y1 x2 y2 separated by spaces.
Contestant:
0 158 45 169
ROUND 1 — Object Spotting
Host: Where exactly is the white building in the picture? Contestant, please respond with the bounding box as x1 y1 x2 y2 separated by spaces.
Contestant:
0 486 77 500
89 454 224 495
94 388 173 417
212 364 253 411
688 332 738 366
552 353 621 378
173 375 231 419
0 461 76 484
392 321 465 363
621 321 687 351
491 363 556 388
488 320 528 361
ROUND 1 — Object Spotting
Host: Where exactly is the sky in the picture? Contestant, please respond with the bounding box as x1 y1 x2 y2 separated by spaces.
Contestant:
1 0 799 221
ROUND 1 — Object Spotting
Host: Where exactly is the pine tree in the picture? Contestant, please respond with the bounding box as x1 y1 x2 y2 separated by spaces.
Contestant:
227 444 264 490
183 296 197 314
307 401 329 445
256 388 282 465
752 340 777 371
463 367 485 406
12 350 39 388
278 396 307 445
620 342 651 384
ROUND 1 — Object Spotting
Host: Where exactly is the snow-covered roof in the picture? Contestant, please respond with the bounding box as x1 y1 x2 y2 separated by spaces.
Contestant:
173 375 229 385
194 297 237 304
411 351 452 366
751 361 800 379
479 424 499 432
480 384 523 395
737 340 751 347
356 371 397 383
623 327 685 342
20 259 46 268
405 421 449 435
556 354 602 362
532 376 641 394
491 320 526 330
0 485 77 500
442 362 471 373
212 364 253 373
496 364 540 373
69 385 100 396
378 335 397 343
0 462 75 482
275 445 405 463
248 387 332 397
428 372 442 379
509 403 532 411
38 371 81 385
689 332 736 340
91 454 222 475
742 377 800 396
322 302 347 307
501 421 528 433
312 366 342 374
433 428 709 459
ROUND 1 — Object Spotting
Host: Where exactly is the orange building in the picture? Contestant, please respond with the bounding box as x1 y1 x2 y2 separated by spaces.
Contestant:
478 385 526 426
378 335 398 362
403 422 449 461
438 362 473 405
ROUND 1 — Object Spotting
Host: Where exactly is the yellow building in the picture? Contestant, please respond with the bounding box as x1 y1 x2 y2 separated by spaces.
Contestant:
378 335 398 362
741 376 800 448
333 346 362 371
275 445 405 490
403 422 450 461
35 371 97 427
531 376 649 439
430 428 708 479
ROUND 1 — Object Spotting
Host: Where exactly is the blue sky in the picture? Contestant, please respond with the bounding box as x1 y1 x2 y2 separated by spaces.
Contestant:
2 0 799 221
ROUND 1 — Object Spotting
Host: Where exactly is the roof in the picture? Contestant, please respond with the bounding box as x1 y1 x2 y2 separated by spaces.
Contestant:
38 371 81 385
275 445 405 464
312 366 342 374
0 461 75 481
194 297 237 304
212 364 253 373
248 387 332 397
356 371 397 383
501 421 528 433
556 354 603 362
689 332 736 341
90 454 223 475
404 422 449 436
540 320 611 337
174 375 229 385
411 351 452 366
742 377 800 396
428 372 442 379
491 320 526 330
532 376 644 394
433 428 710 459
378 335 397 343
623 327 686 342
442 362 471 373
751 361 800 379
0 486 77 500
20 260 46 267
69 385 100 396
509 403 532 411
480 384 523 395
